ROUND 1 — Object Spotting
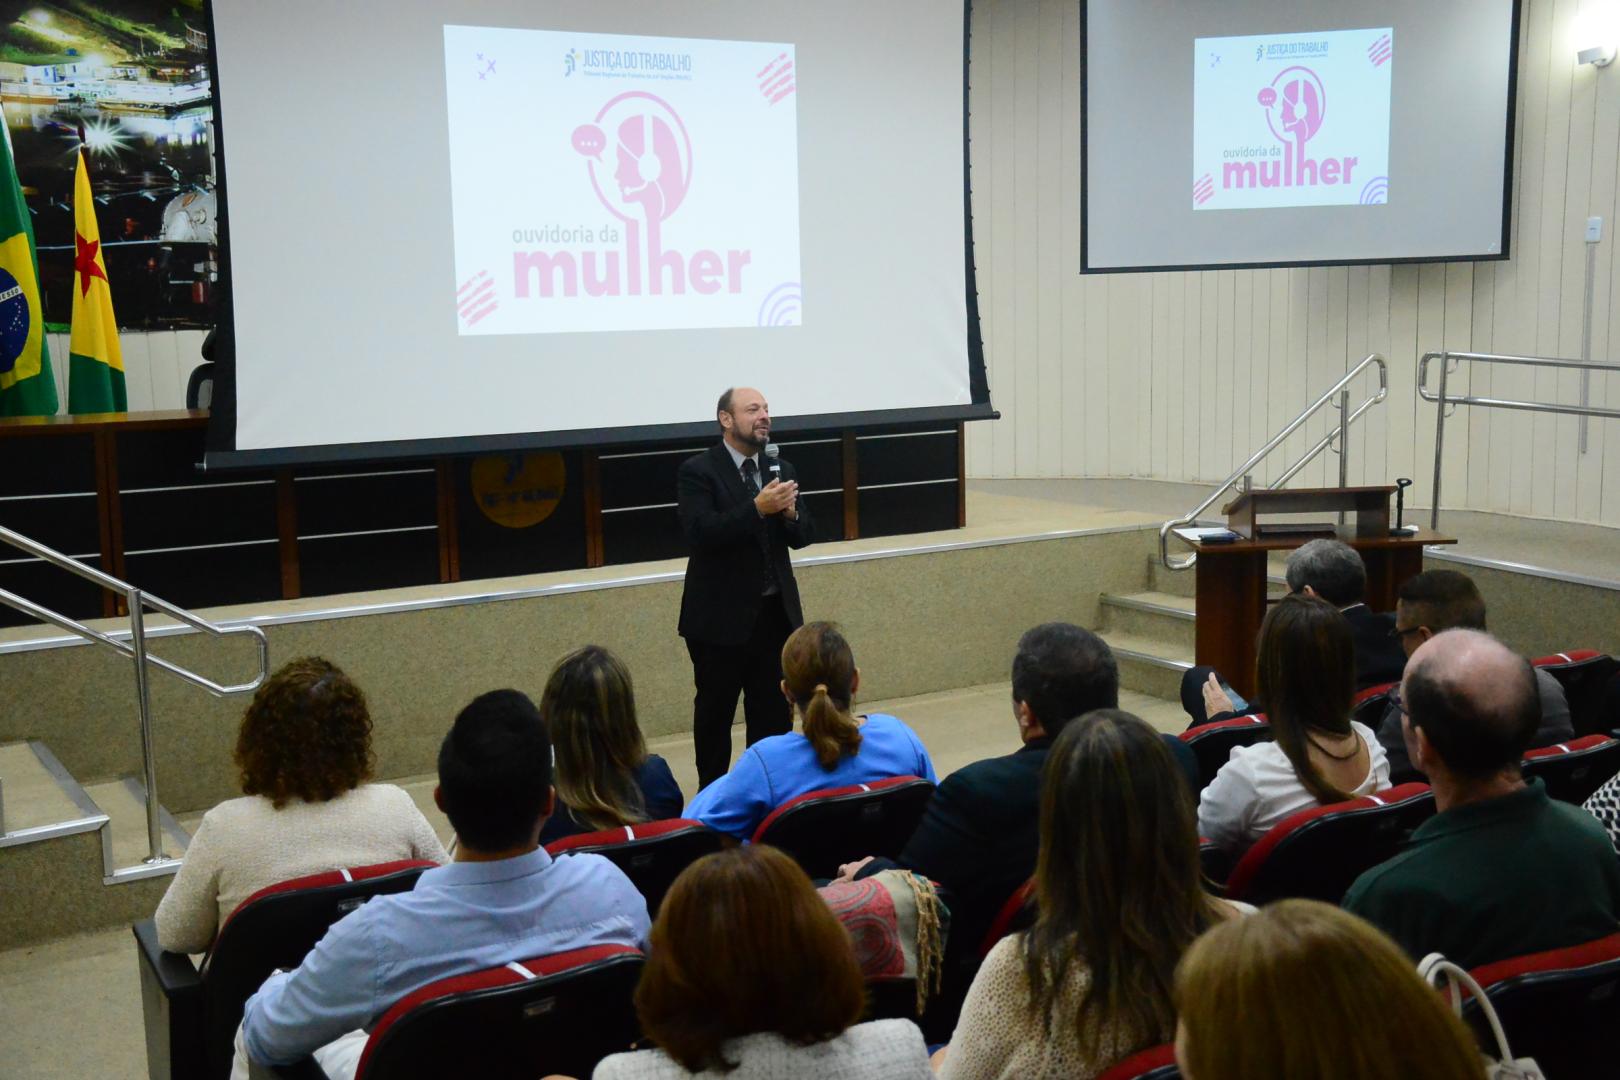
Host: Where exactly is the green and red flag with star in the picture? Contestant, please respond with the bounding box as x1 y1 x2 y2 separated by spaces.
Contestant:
0 122 57 417
67 149 125 414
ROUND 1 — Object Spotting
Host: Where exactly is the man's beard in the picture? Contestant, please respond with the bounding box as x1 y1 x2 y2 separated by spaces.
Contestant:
737 425 768 451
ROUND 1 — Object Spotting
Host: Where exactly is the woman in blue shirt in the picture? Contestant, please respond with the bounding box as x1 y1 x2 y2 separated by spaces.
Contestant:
538 645 684 845
685 622 937 839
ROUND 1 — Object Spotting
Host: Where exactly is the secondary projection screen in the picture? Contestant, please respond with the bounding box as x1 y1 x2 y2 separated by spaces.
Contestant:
1082 0 1521 272
205 0 985 465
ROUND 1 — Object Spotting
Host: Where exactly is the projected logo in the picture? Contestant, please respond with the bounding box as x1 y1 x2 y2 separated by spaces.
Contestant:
1193 29 1391 211
445 25 802 335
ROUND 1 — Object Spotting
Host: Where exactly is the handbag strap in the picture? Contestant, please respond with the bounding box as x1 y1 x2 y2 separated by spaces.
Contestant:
1418 952 1516 1063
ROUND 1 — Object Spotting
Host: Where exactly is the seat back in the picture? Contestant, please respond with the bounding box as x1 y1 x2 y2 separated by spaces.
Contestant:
355 944 645 1080
1350 682 1396 728
201 860 434 1078
545 819 724 915
1532 651 1620 736
977 877 1036 960
751 776 935 879
1462 932 1620 1078
1224 784 1434 904
1521 735 1620 805
1096 1044 1180 1080
1179 714 1271 791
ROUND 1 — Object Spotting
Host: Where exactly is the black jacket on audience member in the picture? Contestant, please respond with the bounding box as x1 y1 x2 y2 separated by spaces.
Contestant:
1342 604 1407 691
870 733 1200 957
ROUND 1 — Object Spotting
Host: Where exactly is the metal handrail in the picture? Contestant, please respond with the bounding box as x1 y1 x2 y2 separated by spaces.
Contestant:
0 522 269 868
1159 354 1389 570
1419 350 1620 530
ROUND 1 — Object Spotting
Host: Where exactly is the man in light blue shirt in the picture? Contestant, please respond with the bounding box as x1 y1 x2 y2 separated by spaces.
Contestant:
233 689 651 1079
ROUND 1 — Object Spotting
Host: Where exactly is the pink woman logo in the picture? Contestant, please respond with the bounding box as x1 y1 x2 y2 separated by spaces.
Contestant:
570 92 693 226
1257 67 1325 149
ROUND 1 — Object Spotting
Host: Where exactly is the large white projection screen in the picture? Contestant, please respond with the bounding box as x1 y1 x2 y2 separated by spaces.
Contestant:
1084 0 1519 272
209 1 973 459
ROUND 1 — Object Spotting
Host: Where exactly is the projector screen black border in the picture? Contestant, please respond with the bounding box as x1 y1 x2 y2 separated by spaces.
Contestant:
200 1 993 471
1077 0 1525 275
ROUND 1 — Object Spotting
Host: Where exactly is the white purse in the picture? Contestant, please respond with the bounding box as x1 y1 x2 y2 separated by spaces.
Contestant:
1417 953 1546 1080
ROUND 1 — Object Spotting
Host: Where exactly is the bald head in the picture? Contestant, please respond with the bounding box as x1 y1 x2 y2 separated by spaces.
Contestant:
717 386 770 451
1402 629 1540 780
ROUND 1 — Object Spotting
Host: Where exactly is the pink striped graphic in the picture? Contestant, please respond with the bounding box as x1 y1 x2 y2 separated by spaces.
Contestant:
457 271 498 328
759 53 796 104
1368 34 1392 67
1193 173 1215 205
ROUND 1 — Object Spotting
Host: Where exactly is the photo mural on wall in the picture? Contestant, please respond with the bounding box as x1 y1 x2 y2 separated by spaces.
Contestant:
0 0 214 330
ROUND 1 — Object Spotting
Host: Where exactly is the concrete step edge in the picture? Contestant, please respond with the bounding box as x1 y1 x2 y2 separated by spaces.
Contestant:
1101 591 1196 621
0 741 110 850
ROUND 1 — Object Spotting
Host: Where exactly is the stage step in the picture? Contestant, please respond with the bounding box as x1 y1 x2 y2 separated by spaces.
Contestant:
1096 630 1192 701
1099 591 1195 653
0 741 187 949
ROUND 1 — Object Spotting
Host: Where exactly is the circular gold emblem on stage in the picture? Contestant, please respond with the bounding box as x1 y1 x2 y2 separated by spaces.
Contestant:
470 452 566 529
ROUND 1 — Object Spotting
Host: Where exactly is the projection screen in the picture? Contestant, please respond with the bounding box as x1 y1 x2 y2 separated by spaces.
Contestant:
1082 0 1521 272
204 0 988 466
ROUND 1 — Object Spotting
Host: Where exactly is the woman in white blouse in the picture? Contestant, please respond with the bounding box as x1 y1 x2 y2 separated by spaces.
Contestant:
153 658 447 954
1197 594 1391 857
935 711 1249 1080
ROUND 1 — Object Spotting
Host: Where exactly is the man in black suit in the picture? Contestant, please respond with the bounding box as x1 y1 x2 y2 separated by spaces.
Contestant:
1181 538 1409 726
678 387 814 790
835 625 1164 953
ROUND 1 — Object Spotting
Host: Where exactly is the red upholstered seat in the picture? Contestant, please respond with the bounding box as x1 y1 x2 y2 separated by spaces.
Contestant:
134 859 436 1080
1179 714 1271 791
351 943 645 1080
751 775 935 879
1521 734 1620 805
977 877 1036 960
1350 682 1397 727
1223 783 1434 904
545 818 724 915
1096 1043 1180 1080
1460 932 1620 1079
1530 650 1620 736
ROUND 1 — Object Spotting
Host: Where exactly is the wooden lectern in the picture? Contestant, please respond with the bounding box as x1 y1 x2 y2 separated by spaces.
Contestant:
1189 485 1454 701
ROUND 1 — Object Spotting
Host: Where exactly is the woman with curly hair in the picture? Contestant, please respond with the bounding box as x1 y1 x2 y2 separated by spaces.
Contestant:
154 657 446 954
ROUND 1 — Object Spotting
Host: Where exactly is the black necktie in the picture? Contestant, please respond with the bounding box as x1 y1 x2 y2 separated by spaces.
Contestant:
739 458 777 595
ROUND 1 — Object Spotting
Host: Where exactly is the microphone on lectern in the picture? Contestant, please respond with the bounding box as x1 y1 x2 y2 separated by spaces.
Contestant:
764 442 781 481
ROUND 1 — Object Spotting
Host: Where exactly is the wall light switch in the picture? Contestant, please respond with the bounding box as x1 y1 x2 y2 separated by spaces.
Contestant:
1587 216 1604 243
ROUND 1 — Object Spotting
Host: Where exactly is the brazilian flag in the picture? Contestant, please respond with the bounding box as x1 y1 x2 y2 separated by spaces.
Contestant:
0 123 57 417
67 149 124 414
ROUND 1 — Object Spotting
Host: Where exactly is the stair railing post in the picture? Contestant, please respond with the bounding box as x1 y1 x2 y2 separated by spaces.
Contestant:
1337 389 1350 527
127 586 167 863
1430 352 1450 533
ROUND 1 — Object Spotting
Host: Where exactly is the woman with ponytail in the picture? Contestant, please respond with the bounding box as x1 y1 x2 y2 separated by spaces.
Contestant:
685 622 936 839
1197 593 1391 856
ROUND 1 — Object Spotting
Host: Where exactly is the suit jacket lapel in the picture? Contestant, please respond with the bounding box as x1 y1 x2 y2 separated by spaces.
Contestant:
711 442 752 505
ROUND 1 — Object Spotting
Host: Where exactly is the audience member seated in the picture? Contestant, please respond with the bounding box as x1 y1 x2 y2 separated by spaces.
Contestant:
232 689 651 1080
1197 595 1390 857
153 657 447 955
1377 570 1573 783
839 624 1198 960
1172 900 1485 1080
684 622 937 839
1582 772 1620 855
538 645 684 845
1181 539 1405 726
591 845 932 1078
933 711 1248 1080
1344 630 1620 968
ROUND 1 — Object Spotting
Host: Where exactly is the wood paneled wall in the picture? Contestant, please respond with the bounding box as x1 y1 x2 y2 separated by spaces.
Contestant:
966 0 1620 526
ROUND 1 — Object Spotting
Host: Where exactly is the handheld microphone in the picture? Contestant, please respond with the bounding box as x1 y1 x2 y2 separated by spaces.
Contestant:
764 442 782 481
